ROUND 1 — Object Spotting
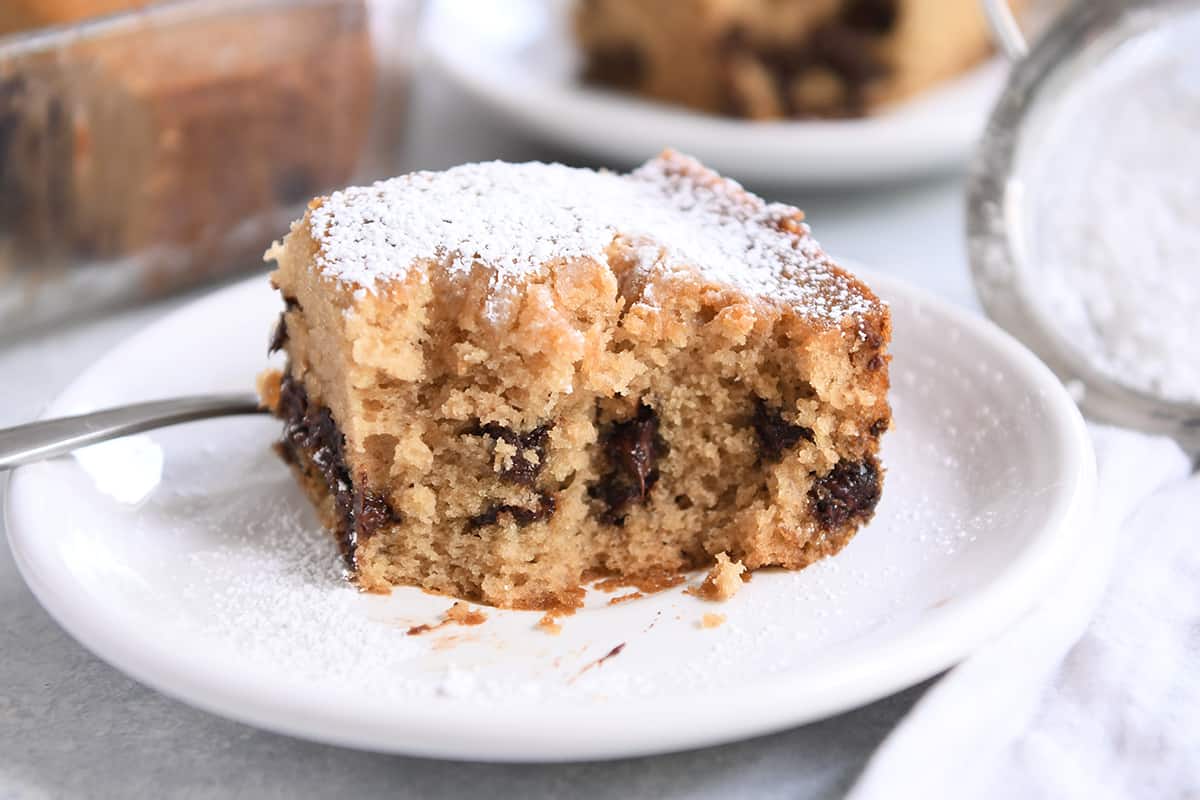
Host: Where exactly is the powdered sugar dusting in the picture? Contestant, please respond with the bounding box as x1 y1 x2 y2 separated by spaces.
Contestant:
306 151 877 325
176 482 425 690
43 274 1075 728
158 306 1020 705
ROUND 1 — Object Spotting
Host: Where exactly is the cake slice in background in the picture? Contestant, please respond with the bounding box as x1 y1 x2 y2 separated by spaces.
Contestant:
575 0 1011 119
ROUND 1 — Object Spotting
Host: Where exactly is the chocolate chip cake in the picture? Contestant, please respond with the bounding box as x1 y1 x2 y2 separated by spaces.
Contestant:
575 0 1006 119
259 150 890 609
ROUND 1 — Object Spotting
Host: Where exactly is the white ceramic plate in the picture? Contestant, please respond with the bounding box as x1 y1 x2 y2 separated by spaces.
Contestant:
424 0 1009 186
6 269 1093 762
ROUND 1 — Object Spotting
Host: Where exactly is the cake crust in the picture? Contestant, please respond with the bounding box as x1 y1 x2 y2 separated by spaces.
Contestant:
262 151 890 608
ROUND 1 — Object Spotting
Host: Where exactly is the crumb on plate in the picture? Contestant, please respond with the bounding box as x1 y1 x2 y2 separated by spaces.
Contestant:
686 551 747 601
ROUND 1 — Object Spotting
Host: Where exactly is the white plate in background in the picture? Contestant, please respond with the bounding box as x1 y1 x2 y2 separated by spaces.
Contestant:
424 0 1009 186
6 269 1093 761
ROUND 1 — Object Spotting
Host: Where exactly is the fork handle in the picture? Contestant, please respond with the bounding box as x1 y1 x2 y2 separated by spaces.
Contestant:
0 394 265 471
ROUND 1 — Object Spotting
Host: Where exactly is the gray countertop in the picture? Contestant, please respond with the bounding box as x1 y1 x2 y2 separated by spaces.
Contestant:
0 72 972 799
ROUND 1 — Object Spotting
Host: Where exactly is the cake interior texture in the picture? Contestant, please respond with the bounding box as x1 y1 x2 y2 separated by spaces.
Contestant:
260 150 890 609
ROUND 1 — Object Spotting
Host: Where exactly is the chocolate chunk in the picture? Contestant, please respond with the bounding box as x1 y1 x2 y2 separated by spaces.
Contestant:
810 459 881 529
275 374 400 566
268 312 288 354
609 404 659 495
809 23 888 86
719 21 890 118
339 485 402 564
469 423 552 486
583 46 645 90
468 492 556 529
869 418 889 437
354 489 400 538
841 0 899 34
276 371 308 432
593 403 664 525
867 353 885 371
589 479 649 526
752 398 814 462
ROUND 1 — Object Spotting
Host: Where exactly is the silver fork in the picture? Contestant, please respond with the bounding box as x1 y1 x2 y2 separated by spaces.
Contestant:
0 394 265 471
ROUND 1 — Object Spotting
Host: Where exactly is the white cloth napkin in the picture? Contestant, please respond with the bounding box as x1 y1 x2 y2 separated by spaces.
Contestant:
848 425 1196 800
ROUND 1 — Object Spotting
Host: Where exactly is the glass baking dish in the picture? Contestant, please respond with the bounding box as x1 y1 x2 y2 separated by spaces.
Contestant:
0 0 418 335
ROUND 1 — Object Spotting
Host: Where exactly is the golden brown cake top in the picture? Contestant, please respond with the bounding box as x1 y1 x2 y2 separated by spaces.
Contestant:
305 149 881 326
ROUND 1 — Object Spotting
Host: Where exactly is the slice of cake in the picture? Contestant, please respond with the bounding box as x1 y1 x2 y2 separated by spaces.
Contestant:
259 150 890 609
575 0 1006 119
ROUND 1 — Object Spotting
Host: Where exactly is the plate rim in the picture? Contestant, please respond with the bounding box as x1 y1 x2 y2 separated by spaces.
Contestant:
5 270 1096 762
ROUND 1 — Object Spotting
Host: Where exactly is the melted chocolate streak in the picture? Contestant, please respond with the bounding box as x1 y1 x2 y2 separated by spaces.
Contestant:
268 298 300 355
810 458 881 529
750 397 880 529
590 403 665 526
276 374 399 566
751 397 814 463
268 314 288 354
571 642 627 684
464 422 557 529
467 422 551 487
274 358 878 560
468 493 557 529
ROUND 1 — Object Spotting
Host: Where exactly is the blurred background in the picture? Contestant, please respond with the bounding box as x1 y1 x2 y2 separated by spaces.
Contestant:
0 0 1038 336
5 2 1198 798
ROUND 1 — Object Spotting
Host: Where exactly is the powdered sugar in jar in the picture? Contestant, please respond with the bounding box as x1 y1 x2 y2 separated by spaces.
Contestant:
969 0 1200 448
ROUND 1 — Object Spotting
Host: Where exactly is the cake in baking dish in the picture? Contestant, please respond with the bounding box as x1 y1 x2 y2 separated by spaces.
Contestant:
575 0 1006 119
0 0 373 264
258 150 891 609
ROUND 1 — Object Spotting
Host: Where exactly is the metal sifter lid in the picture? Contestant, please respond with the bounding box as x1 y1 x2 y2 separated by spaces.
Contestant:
968 0 1200 449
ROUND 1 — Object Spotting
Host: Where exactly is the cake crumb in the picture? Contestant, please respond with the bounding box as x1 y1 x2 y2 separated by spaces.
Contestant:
700 613 726 629
608 591 644 606
408 602 487 635
255 369 283 410
686 552 747 601
591 570 687 594
444 601 488 626
537 614 563 635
